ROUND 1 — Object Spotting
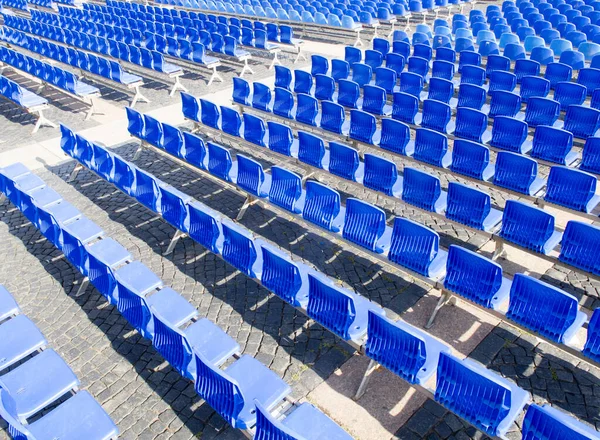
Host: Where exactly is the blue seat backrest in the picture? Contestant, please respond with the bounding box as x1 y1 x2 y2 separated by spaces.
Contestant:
252 82 271 112
200 99 220 129
450 139 490 180
494 151 539 195
363 153 398 196
260 245 303 306
392 91 419 125
564 105 600 139
489 116 528 153
522 404 599 440
349 109 376 144
508 273 582 343
236 154 265 197
444 245 503 308
306 273 356 340
530 126 573 165
421 99 451 133
388 217 440 276
267 121 293 156
524 97 560 127
273 87 294 119
187 202 221 254
243 113 266 147
454 107 487 143
456 84 486 111
545 166 597 212
221 221 257 277
365 311 428 383
342 198 386 252
401 167 442 212
295 93 319 126
302 180 342 232
328 141 359 181
379 118 410 155
268 166 302 213
297 131 325 168
207 142 233 182
500 200 556 253
559 221 600 277
488 90 521 118
446 182 492 230
414 128 449 167
435 352 515 437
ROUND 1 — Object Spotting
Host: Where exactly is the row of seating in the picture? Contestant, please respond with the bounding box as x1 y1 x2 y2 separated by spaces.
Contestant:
86 1 306 56
1 138 348 439
0 166 126 439
65 118 600 440
36 8 252 75
53 7 273 64
0 45 100 119
3 15 192 95
0 73 56 133
0 27 150 107
181 94 600 302
233 77 600 212
52 6 274 73
0 0 28 11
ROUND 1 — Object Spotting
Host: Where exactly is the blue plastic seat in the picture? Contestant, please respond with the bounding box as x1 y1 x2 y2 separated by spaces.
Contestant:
221 220 259 277
581 137 600 174
311 54 329 75
373 38 391 56
374 67 397 94
577 67 600 96
479 40 500 56
520 75 550 102
345 45 362 65
488 70 517 95
387 217 447 278
363 153 401 197
563 105 600 139
293 69 313 94
252 82 272 112
399 72 424 97
298 131 326 168
545 166 600 212
435 352 529 437
499 32 519 49
486 54 511 78
254 401 351 440
194 350 290 429
560 221 600 278
274 66 292 91
450 139 494 181
312 74 334 101
451 107 488 143
301 180 343 233
349 109 376 144
362 85 389 116
494 151 544 195
530 46 554 66
446 182 501 231
295 93 319 126
0 313 47 371
431 60 455 81
550 38 573 57
378 118 411 155
271 87 293 119
352 62 373 87
444 245 510 308
413 44 433 61
459 52 483 74
488 116 529 154
559 49 585 69
499 199 562 254
342 198 387 253
524 97 560 127
365 49 384 70
514 59 541 83
580 41 600 61
456 84 486 110
455 37 475 52
407 56 429 78
507 274 586 343
530 125 576 165
419 99 451 133
267 166 302 214
0 390 118 440
545 62 573 88
307 272 384 342
460 65 486 86
330 59 350 82
413 128 451 168
522 404 600 440
426 78 453 104
553 82 587 111
488 90 522 118
401 167 446 213
366 311 450 385
337 79 360 109
436 47 456 64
